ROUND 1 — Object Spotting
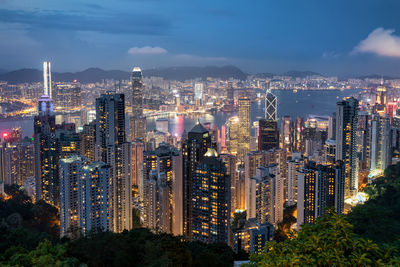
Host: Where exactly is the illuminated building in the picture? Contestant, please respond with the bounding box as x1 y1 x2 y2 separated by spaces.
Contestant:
182 122 212 238
287 156 304 206
56 124 81 159
142 143 179 234
53 82 81 108
297 161 344 226
356 112 370 170
80 122 96 162
265 90 277 121
220 153 237 213
191 148 230 244
80 161 113 236
43 61 52 98
95 92 132 232
59 155 87 237
232 219 273 254
328 114 336 140
132 67 144 116
194 82 204 104
0 143 20 185
131 140 144 187
370 114 391 173
238 97 251 162
226 116 239 155
34 67 57 205
335 97 359 198
281 116 293 153
227 82 234 105
294 117 305 152
130 116 147 142
60 160 114 236
258 119 279 151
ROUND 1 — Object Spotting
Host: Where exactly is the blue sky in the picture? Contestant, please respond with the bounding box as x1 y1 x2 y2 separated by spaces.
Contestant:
1 0 400 75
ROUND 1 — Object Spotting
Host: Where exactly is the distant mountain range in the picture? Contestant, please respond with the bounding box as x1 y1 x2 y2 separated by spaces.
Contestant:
0 66 248 83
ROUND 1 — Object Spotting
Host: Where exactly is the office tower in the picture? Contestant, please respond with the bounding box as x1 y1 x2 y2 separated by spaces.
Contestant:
220 153 237 213
131 67 143 117
156 118 169 134
281 116 293 153
265 90 277 121
258 119 279 151
194 82 204 104
226 116 239 155
335 97 359 198
370 114 391 173
191 148 230 244
59 155 87 237
131 140 145 187
297 161 344 226
376 85 387 107
34 91 57 205
324 139 337 164
238 97 251 162
80 122 96 162
142 143 179 233
95 92 132 232
232 219 273 254
43 61 52 98
182 122 212 238
80 161 113 236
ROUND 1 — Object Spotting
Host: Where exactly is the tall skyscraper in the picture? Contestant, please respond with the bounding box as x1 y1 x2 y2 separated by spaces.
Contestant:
130 67 146 142
43 61 52 98
59 155 87 237
182 122 212 238
281 116 293 153
238 97 251 162
265 90 277 121
34 62 57 205
131 67 143 117
80 122 96 162
370 114 391 173
95 92 132 232
220 153 237 214
191 148 230 244
258 119 279 151
335 97 359 198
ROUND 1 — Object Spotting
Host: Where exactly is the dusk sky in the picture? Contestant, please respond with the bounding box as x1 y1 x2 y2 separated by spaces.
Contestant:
1 0 400 75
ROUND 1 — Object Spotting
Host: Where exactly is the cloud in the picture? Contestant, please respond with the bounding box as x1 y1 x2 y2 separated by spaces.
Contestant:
0 8 171 35
128 46 167 55
322 51 340 59
353 28 400 57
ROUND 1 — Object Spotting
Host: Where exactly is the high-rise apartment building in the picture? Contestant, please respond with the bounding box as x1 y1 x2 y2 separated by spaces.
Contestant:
370 114 391 173
95 92 132 232
191 148 230 244
182 122 212 238
335 97 359 198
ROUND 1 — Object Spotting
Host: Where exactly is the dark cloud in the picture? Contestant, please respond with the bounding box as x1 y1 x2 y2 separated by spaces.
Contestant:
0 8 171 35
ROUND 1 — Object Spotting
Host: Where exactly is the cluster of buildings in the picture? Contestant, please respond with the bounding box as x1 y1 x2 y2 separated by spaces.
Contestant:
2 61 400 255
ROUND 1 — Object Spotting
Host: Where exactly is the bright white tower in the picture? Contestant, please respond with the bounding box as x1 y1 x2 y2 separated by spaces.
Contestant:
43 61 52 98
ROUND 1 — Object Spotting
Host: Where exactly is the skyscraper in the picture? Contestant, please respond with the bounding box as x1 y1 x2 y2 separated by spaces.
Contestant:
258 119 279 151
131 67 143 117
370 114 391 173
238 97 251 162
182 122 212 238
43 61 52 98
95 92 132 232
265 90 277 121
281 116 293 153
191 148 230 244
335 97 359 198
34 62 57 205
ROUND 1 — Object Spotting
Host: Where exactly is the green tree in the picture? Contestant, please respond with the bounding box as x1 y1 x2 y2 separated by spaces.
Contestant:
247 210 400 266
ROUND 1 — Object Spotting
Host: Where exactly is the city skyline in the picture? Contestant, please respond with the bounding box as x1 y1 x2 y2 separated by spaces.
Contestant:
1 1 400 75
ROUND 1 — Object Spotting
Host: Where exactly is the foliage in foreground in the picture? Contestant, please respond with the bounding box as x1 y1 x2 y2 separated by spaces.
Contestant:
248 210 400 266
348 162 400 244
